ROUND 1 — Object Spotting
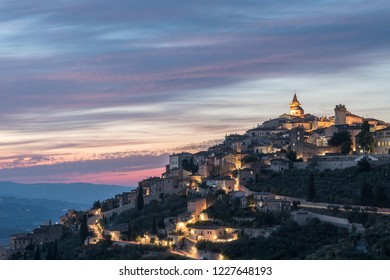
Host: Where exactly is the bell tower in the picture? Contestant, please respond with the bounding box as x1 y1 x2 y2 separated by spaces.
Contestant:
289 94 304 117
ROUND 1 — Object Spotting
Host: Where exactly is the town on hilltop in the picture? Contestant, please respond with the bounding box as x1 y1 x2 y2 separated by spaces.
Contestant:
2 95 390 260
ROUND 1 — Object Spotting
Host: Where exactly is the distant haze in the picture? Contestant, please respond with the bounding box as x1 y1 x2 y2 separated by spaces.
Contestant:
0 181 134 204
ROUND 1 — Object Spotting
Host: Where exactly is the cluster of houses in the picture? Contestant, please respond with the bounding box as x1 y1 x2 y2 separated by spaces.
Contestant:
133 96 390 206
0 209 89 260
2 95 388 259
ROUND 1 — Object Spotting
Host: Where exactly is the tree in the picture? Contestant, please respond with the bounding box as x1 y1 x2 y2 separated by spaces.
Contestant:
242 155 259 164
307 172 316 202
52 240 60 260
360 183 374 206
286 148 297 170
34 245 41 260
151 215 157 234
92 200 101 209
128 221 134 241
374 186 389 208
356 121 375 154
286 149 297 162
45 244 53 260
292 200 301 210
328 131 352 155
358 158 371 173
182 158 199 174
137 186 144 211
80 214 89 244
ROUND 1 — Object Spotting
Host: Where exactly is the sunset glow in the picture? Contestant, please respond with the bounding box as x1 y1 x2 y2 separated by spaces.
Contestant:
1 1 390 186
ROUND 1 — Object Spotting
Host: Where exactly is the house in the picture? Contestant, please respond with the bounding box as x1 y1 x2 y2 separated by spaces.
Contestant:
272 137 290 149
187 198 207 221
198 162 213 178
253 144 273 154
163 177 184 195
188 184 211 196
374 126 390 155
33 224 64 245
206 177 236 192
246 127 287 138
0 246 9 260
101 198 120 211
9 234 34 251
291 210 310 226
170 167 192 180
228 191 247 209
365 118 388 131
119 191 137 207
290 127 318 160
188 224 237 242
220 154 238 176
104 223 128 241
237 168 256 187
269 158 289 172
257 198 291 212
193 151 209 166
310 154 378 170
60 209 85 231
169 152 193 170
253 192 276 203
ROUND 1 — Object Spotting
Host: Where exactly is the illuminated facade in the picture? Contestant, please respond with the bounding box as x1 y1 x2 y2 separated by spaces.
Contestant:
289 94 304 117
375 127 390 154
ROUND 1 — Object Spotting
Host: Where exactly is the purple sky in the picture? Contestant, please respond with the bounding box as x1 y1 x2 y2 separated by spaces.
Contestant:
1 0 390 186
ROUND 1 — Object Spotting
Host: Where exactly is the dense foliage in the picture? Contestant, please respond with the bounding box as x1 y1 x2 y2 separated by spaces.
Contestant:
356 121 375 153
328 131 353 155
202 219 363 259
114 194 188 239
251 164 390 207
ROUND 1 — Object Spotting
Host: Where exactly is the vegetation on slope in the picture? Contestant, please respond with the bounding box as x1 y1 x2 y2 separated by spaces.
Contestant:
250 164 390 207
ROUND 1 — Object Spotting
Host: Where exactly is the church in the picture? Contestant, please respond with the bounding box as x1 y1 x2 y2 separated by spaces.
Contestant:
254 94 388 159
263 94 386 133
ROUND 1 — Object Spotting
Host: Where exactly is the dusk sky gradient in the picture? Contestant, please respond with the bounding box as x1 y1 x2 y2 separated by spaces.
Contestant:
1 0 390 186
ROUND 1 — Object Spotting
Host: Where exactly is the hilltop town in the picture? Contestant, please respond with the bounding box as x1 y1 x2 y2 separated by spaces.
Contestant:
2 95 390 260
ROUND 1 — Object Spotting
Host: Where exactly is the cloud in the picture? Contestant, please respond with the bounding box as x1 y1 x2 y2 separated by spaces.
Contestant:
0 153 169 185
1 1 390 184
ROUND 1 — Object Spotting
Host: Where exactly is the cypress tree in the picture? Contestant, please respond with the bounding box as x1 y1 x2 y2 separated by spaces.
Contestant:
152 215 157 234
361 183 374 206
80 214 89 244
137 186 144 211
374 186 389 208
34 245 41 260
52 240 60 260
127 221 132 241
356 121 375 153
45 244 53 260
307 172 316 201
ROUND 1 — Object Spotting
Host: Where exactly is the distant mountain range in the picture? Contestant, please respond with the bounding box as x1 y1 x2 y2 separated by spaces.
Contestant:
0 181 134 205
0 196 88 246
0 181 135 246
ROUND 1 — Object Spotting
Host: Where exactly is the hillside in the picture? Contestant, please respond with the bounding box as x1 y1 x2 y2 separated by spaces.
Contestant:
250 163 390 207
0 196 88 246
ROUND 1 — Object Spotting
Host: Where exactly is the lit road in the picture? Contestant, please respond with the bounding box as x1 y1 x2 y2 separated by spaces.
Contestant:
87 212 104 239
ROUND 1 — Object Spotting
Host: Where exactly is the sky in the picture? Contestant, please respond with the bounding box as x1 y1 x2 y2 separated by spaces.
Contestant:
0 0 390 186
